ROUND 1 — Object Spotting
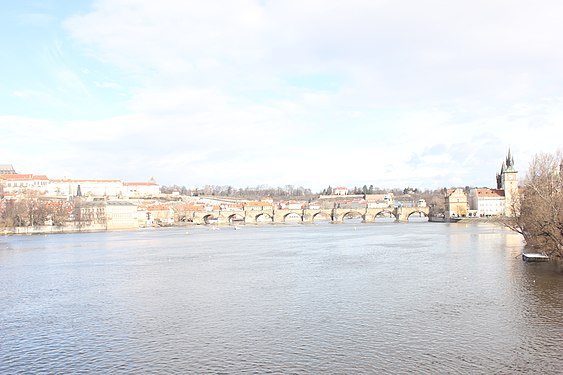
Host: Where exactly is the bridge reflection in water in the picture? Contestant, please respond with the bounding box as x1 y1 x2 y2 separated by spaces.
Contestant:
191 206 430 225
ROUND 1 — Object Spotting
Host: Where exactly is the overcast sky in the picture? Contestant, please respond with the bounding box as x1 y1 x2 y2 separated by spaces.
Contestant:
1 0 562 191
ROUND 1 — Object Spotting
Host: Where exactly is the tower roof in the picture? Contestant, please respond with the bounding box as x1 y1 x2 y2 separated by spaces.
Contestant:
505 148 516 172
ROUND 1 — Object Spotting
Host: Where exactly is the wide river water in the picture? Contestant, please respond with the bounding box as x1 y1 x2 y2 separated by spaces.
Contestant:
1 222 562 374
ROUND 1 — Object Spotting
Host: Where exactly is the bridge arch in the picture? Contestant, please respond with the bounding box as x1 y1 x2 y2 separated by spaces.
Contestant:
228 213 244 224
283 212 302 223
341 211 364 223
312 211 331 222
406 210 429 221
255 213 272 224
373 210 397 221
202 214 218 224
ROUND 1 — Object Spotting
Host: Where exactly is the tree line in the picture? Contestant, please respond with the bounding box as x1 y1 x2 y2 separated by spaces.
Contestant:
161 184 315 199
0 192 103 228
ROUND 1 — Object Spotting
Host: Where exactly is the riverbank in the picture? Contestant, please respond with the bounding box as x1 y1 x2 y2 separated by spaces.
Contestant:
429 216 502 224
1 224 108 235
0 217 504 236
0 222 203 236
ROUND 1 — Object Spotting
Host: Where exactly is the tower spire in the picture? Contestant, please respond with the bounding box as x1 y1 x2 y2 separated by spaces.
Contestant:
505 148 516 172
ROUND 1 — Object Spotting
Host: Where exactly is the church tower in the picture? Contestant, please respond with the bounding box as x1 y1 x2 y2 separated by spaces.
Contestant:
501 149 518 216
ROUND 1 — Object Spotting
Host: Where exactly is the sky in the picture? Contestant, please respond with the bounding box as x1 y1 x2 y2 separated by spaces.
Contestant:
1 0 563 192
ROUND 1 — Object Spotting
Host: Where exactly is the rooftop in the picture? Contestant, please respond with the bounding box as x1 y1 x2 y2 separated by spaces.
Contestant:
475 188 505 198
0 173 49 180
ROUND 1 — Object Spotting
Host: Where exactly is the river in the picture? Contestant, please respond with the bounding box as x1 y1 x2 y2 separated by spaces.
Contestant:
1 222 562 374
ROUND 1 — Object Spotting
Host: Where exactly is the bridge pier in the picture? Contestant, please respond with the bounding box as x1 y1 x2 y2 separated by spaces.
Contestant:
362 209 374 223
243 215 256 224
302 209 318 224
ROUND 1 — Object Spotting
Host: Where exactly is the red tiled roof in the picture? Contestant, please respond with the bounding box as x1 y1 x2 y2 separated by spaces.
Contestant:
146 204 171 211
0 174 48 180
446 188 467 196
49 179 122 183
124 182 158 186
476 189 504 198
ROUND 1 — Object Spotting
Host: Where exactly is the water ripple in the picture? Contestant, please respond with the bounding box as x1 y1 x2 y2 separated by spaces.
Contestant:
1 224 562 373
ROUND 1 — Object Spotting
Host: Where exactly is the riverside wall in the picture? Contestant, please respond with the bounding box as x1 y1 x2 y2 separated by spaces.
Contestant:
1 224 108 235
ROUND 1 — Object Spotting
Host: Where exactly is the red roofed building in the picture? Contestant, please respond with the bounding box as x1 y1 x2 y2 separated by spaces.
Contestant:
469 149 519 217
469 188 506 217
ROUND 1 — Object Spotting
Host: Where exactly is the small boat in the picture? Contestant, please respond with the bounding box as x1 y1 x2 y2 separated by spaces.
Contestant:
522 253 549 262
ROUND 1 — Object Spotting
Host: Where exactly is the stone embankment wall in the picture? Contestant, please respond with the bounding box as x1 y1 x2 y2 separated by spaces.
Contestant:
1 224 108 235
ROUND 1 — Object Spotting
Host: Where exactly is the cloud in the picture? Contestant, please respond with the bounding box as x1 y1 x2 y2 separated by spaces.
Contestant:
63 0 563 106
4 0 563 191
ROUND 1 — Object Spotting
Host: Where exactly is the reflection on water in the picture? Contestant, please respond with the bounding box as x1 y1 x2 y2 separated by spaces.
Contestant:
1 223 562 373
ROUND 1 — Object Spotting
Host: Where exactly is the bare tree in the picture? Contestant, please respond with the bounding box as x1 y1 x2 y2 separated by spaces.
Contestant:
505 150 563 258
50 200 70 226
0 199 25 227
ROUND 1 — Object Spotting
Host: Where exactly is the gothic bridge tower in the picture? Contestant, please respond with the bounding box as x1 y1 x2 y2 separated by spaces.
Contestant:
500 149 518 216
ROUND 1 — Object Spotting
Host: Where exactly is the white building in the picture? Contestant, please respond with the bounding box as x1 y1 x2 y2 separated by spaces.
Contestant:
123 181 160 197
469 189 505 217
306 202 321 210
366 193 394 208
47 179 124 198
105 201 139 230
286 200 304 210
333 187 348 195
278 200 304 209
0 174 49 194
47 179 160 199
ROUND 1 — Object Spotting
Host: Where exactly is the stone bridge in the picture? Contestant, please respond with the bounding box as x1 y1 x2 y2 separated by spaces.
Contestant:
186 206 429 225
